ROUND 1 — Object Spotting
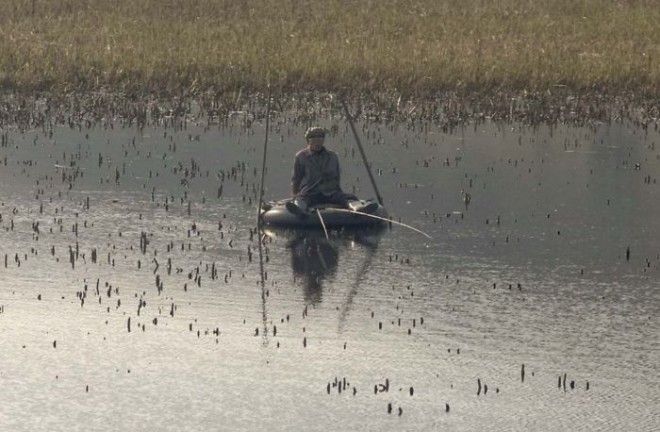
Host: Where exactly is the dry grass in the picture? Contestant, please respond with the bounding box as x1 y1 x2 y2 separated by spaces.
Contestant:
1 0 658 96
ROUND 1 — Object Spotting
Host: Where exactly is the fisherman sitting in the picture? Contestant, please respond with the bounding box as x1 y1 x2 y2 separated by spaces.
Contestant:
286 126 378 216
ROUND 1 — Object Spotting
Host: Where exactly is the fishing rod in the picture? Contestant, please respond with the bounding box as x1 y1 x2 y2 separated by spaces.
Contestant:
332 208 432 239
340 98 384 206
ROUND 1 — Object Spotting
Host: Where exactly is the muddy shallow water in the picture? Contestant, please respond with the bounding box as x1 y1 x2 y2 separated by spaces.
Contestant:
0 113 659 431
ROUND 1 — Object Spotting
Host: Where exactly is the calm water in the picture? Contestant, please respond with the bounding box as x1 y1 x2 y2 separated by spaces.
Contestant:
0 113 658 431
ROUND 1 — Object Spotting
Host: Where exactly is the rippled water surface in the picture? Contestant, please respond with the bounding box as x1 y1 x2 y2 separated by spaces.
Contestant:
1 114 659 431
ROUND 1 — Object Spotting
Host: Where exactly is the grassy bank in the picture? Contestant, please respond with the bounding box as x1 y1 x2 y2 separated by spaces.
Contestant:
0 0 658 97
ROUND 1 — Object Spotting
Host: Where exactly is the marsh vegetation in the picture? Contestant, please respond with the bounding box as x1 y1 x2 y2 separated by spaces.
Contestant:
1 0 658 98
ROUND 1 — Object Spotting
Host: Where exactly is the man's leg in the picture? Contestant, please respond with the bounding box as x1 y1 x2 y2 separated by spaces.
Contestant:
286 195 310 216
286 193 322 216
325 191 356 208
327 191 378 213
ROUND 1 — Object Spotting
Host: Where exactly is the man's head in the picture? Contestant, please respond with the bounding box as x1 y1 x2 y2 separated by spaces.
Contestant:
305 126 326 152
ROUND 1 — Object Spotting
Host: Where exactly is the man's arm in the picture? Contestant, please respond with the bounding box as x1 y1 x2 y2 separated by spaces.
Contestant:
291 155 303 196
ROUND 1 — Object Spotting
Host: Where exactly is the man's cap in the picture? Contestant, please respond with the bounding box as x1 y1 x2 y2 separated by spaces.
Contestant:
305 126 326 139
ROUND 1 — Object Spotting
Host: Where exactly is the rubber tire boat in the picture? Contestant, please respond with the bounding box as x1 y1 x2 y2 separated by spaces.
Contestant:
260 199 388 228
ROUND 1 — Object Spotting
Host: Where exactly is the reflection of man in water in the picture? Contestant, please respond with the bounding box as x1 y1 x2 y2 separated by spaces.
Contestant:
289 236 338 305
287 229 382 305
286 126 377 216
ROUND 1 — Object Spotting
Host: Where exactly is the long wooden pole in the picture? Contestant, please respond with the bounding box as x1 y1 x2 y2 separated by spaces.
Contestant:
341 99 384 205
256 87 271 227
256 88 271 346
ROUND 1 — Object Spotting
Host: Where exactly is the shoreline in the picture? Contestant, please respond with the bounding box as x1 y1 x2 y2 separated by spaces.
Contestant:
0 89 657 129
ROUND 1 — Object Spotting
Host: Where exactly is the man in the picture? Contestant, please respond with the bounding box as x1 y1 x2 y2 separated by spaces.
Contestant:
286 126 377 216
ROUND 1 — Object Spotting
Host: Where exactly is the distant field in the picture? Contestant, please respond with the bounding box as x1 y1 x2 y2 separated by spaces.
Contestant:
0 0 658 96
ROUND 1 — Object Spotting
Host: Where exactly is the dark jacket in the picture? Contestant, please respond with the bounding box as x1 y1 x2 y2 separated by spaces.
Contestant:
291 147 341 197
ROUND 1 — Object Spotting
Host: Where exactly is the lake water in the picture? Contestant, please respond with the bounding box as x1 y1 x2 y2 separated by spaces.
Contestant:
1 112 658 431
